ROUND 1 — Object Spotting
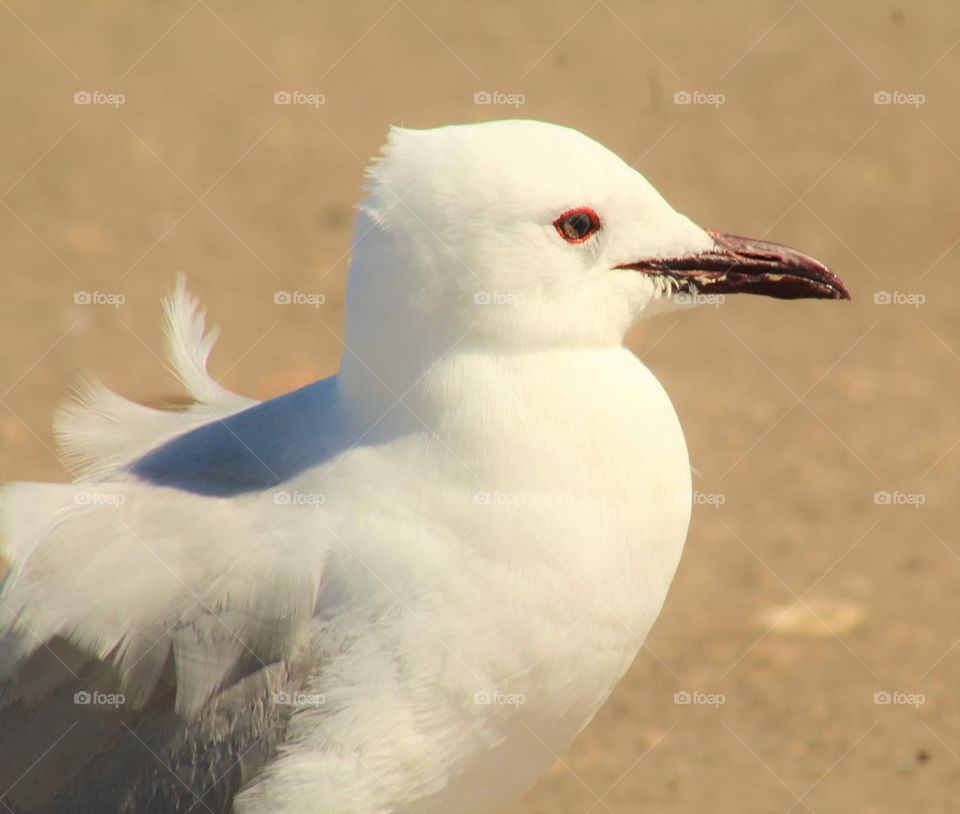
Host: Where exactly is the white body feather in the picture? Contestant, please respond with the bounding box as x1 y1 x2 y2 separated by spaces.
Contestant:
0 120 706 813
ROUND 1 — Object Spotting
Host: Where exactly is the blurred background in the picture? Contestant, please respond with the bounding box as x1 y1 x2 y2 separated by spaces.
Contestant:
0 1 957 811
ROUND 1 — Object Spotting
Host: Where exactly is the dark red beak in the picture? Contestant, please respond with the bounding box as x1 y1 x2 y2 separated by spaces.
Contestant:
617 230 850 301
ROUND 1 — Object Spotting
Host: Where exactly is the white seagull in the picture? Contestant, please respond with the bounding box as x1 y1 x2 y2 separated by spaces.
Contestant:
0 120 849 814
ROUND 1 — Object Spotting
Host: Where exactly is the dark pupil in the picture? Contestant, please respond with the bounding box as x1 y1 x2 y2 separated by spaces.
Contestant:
564 212 593 239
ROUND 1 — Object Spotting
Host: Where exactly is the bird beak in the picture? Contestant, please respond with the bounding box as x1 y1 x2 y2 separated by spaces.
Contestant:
617 230 850 300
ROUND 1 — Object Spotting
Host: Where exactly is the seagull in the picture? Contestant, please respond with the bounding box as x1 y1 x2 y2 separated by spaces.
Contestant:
0 119 849 814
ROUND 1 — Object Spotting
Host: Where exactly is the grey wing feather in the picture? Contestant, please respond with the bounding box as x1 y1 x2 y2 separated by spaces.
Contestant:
0 637 317 813
0 278 330 813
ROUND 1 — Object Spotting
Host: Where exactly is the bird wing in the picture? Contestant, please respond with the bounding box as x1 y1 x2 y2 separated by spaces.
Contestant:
0 480 324 716
0 479 326 812
0 279 327 812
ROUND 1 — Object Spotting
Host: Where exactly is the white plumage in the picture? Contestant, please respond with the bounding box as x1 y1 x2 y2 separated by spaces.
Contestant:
0 119 847 814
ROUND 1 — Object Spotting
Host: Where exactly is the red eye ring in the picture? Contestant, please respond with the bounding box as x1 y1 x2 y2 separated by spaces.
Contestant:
554 207 601 243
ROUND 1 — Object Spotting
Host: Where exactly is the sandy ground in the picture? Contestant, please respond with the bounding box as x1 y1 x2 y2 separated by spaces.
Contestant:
1 1 958 811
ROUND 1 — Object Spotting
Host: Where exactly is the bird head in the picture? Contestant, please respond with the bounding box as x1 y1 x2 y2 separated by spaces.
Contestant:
343 120 848 382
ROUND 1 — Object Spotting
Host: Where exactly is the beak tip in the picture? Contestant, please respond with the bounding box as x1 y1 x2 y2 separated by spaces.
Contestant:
821 268 851 301
706 230 851 302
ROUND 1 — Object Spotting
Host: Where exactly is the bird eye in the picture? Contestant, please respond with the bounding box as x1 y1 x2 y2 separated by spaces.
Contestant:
554 207 601 243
